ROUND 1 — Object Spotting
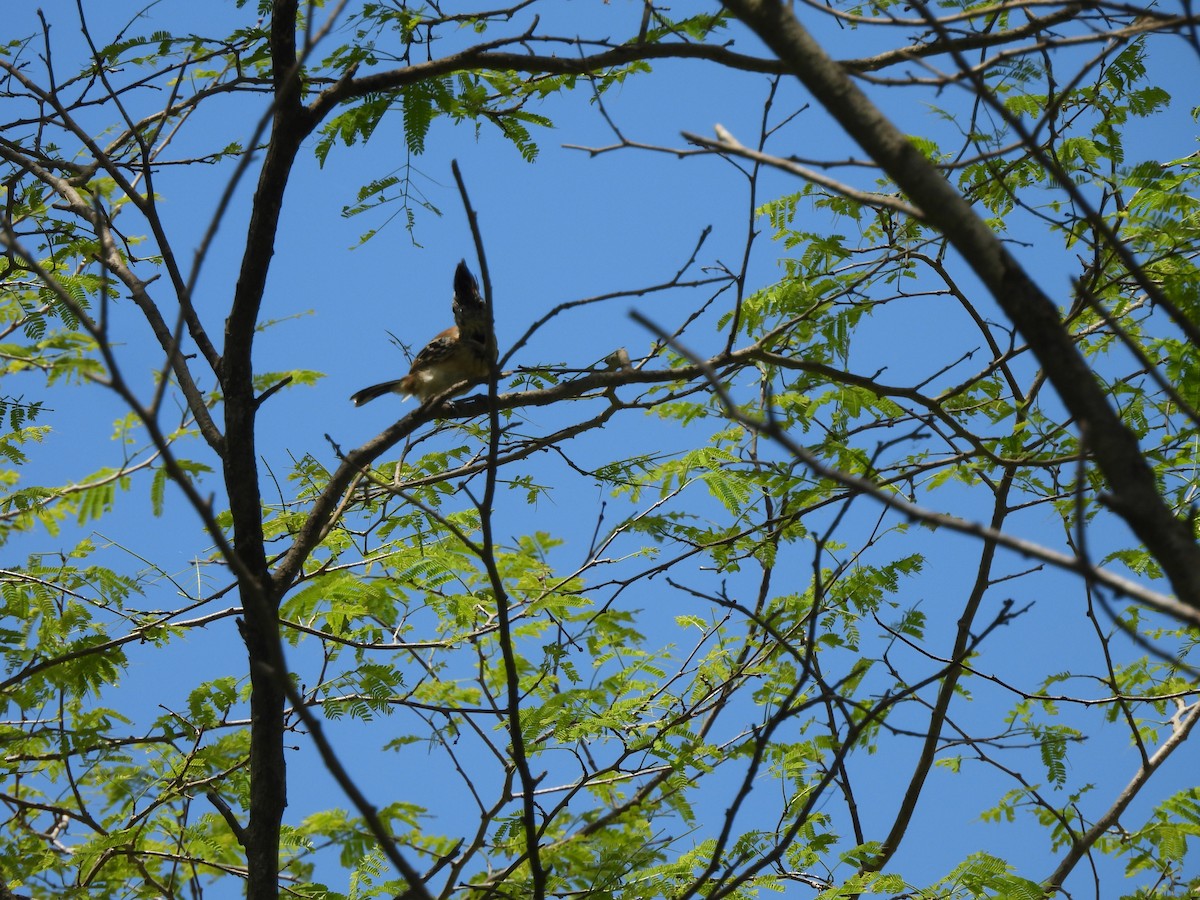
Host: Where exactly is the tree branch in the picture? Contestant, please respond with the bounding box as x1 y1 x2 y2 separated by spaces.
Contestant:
630 310 1200 627
721 0 1200 613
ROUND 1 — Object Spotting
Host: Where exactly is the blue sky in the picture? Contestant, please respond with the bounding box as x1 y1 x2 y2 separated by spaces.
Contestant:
6 1 1200 896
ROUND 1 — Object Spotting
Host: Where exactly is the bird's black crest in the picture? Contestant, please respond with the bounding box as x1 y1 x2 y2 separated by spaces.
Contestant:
454 260 481 307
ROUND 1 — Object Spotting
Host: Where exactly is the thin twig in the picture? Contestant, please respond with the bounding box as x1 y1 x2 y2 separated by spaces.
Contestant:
452 158 547 900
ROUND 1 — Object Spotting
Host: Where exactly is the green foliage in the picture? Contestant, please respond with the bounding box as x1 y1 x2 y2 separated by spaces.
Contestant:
1097 787 1200 896
3 1 1199 898
931 852 1047 899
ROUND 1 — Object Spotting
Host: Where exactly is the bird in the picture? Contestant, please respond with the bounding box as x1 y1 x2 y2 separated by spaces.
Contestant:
350 260 497 406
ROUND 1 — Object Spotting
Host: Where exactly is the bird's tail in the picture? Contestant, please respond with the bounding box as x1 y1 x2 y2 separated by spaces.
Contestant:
349 377 413 406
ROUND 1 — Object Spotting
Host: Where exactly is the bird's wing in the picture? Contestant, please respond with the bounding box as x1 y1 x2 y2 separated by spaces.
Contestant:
409 325 461 372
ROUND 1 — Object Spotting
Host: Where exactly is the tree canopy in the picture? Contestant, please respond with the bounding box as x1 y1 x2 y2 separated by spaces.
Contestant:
2 1 1199 898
